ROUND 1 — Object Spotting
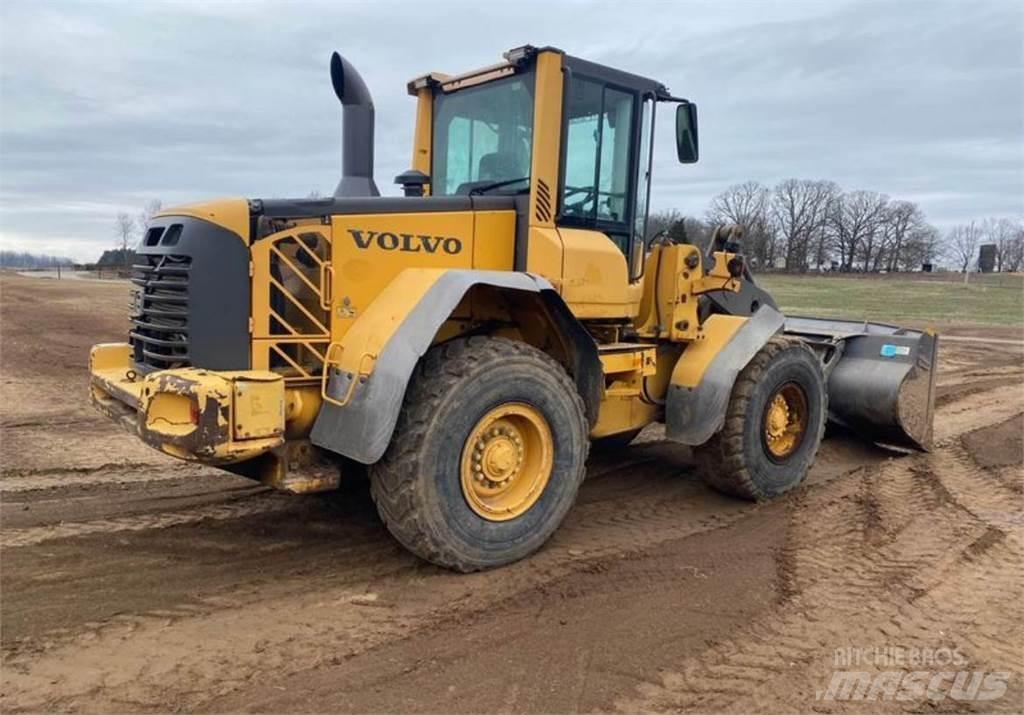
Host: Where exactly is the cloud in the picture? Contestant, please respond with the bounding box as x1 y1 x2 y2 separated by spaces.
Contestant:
0 0 1021 261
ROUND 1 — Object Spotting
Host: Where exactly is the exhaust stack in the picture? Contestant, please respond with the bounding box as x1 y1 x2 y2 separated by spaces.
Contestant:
330 52 379 198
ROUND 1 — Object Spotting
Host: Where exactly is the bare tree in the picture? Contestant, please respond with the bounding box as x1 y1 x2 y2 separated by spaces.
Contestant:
828 190 888 271
899 223 942 271
644 210 709 248
771 179 837 271
137 199 163 235
114 212 137 274
853 193 890 271
646 208 685 241
706 181 775 268
877 200 928 272
669 217 710 246
947 221 983 273
1002 223 1024 272
812 188 842 270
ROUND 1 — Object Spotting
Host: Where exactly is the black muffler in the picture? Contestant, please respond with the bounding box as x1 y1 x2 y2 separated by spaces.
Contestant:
330 52 379 198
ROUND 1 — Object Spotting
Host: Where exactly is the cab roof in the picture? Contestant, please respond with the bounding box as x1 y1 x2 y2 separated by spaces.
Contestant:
407 45 671 99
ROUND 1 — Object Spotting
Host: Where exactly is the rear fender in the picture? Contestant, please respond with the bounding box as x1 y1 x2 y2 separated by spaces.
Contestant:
665 306 785 445
310 269 601 464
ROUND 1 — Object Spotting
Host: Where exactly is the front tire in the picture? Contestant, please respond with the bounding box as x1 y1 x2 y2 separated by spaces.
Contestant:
695 337 826 500
369 337 589 572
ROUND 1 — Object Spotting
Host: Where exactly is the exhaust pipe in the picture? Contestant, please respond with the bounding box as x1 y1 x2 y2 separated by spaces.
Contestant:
330 52 379 198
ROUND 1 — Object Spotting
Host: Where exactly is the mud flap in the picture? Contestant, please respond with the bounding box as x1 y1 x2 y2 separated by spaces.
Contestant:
784 317 938 451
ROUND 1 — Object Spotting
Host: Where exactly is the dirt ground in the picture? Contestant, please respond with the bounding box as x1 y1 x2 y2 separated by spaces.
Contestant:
1 271 1021 714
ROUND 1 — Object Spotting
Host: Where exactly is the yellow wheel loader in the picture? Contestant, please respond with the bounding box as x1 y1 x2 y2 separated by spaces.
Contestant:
90 46 937 571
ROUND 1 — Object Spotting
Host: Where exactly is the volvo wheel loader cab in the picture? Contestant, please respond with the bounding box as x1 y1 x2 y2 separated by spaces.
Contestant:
89 45 938 571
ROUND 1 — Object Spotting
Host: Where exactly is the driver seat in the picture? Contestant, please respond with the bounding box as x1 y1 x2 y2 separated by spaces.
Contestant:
478 152 520 181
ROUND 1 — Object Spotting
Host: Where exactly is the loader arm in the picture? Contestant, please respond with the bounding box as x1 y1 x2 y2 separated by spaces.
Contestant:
647 225 938 453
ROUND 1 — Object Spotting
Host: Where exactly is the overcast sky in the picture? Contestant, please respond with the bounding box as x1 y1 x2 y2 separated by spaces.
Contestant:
1 0 1021 262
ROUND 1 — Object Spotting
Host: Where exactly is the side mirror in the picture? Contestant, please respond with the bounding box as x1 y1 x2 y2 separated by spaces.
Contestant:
676 102 699 163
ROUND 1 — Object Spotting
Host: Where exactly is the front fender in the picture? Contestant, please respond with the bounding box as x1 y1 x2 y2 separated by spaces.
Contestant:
310 269 601 464
665 306 785 446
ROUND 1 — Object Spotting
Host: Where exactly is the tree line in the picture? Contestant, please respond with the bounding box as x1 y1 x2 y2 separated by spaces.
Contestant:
0 251 75 269
648 179 1024 273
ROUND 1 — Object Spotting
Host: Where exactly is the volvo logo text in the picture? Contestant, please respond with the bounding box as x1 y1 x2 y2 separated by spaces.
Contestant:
348 229 463 255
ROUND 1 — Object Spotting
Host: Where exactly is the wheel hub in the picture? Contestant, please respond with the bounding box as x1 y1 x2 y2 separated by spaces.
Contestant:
473 428 524 487
766 396 790 438
762 383 809 460
461 404 553 521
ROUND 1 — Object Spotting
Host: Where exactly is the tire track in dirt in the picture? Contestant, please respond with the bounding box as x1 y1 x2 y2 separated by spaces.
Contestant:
923 443 1024 549
1 461 167 479
1 387 1019 713
938 365 1024 385
933 387 1024 444
936 376 1019 408
1 386 1009 547
0 464 212 493
614 437 1023 714
0 443 862 714
940 335 1024 347
0 491 295 547
1 417 104 429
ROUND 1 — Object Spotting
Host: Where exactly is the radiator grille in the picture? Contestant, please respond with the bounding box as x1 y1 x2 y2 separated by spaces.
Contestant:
129 253 192 370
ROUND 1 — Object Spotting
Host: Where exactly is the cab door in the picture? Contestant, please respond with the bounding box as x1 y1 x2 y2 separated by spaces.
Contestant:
555 75 654 318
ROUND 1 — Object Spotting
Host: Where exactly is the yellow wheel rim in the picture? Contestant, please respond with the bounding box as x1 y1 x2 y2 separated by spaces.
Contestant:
763 383 809 460
460 403 553 521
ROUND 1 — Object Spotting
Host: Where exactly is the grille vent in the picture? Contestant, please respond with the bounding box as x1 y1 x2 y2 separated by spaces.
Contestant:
535 179 552 222
129 254 191 369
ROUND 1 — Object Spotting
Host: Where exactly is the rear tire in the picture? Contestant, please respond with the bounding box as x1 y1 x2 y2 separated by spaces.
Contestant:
695 337 826 500
369 336 589 572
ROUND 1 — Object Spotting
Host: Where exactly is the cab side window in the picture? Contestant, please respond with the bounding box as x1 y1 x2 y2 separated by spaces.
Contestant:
560 78 637 242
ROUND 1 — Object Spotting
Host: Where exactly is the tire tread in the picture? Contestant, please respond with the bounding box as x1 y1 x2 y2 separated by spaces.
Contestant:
369 336 588 572
695 336 827 500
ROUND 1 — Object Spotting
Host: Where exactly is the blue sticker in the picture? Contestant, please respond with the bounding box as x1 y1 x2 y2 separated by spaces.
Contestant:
880 344 911 358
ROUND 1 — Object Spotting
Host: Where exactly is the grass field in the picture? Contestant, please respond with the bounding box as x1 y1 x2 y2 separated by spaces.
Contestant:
758 273 1023 326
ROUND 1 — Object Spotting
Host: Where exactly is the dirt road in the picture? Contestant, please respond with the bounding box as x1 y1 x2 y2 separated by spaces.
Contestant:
1 272 1021 713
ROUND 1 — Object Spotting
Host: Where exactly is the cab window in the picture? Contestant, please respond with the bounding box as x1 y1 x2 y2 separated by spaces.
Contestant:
560 78 637 233
432 76 535 196
633 97 655 247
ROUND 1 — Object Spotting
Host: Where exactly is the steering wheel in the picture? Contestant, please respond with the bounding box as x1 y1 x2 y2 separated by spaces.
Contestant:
563 185 596 215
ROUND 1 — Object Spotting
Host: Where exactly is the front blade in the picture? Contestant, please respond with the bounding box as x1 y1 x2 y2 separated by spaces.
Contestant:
784 317 938 451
